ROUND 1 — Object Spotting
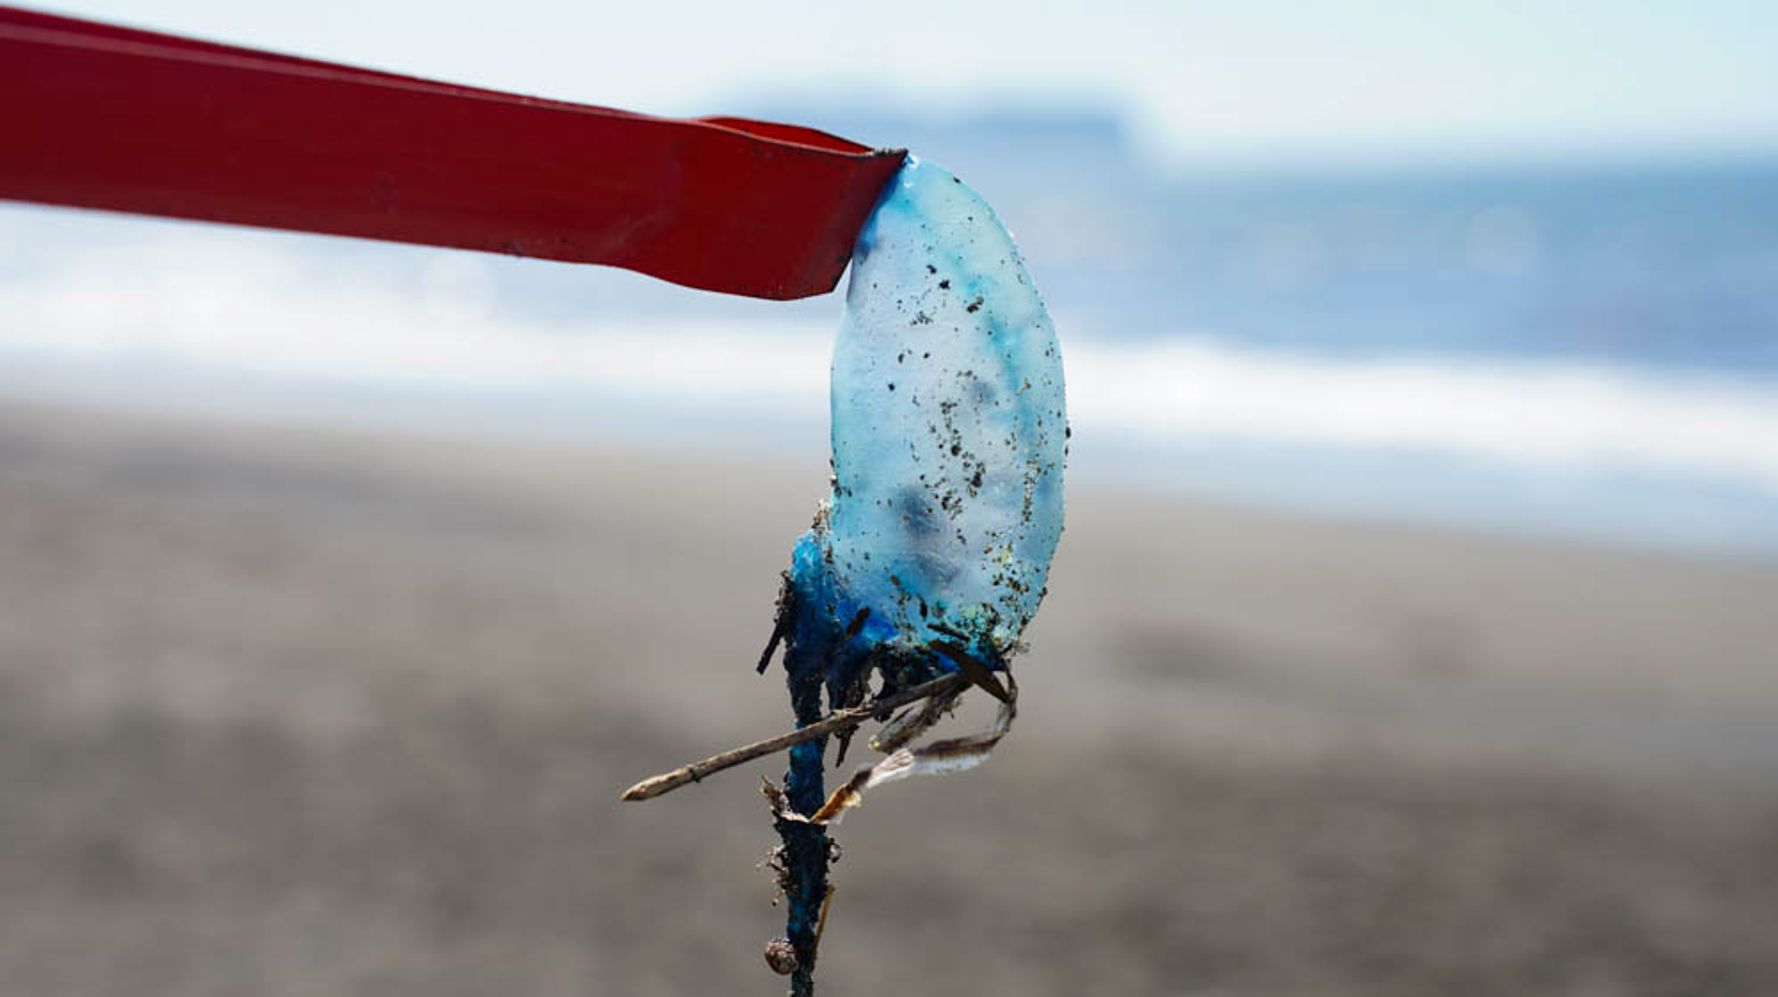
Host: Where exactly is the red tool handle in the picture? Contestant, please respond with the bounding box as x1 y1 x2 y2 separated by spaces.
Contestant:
0 6 906 300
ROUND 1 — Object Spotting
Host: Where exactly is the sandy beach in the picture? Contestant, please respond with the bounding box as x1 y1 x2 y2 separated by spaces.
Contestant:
2 398 1776 996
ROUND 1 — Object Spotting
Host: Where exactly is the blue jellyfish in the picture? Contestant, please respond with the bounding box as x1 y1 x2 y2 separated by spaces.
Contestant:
760 157 1066 993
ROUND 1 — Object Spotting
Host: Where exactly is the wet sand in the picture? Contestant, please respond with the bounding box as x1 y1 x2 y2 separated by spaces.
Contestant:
2 399 1776 996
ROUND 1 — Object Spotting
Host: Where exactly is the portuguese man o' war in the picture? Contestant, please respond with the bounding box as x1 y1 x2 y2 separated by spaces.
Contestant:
620 156 1064 996
764 157 1066 992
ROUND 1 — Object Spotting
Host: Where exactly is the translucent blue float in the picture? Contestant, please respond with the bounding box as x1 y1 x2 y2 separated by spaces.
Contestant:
783 156 1066 694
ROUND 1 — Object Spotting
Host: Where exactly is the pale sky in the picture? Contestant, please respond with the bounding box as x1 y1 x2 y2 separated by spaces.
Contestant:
35 1 1778 163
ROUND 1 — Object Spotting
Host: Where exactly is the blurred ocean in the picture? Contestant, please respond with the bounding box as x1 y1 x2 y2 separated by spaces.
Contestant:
2 110 1775 556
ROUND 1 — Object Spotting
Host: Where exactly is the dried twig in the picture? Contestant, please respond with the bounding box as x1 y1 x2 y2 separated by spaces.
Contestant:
620 672 969 802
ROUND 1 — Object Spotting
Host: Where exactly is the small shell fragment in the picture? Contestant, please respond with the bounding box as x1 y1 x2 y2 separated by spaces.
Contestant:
764 936 799 975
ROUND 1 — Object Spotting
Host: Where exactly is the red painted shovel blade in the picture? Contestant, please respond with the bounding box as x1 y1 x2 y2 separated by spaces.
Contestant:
0 6 906 300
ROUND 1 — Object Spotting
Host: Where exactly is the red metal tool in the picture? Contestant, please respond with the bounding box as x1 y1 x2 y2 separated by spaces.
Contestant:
0 5 906 300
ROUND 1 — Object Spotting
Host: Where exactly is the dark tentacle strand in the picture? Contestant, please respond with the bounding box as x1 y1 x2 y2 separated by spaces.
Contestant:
775 588 838 996
767 568 981 994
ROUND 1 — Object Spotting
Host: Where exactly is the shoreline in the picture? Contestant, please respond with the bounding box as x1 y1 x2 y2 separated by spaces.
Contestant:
4 394 1774 783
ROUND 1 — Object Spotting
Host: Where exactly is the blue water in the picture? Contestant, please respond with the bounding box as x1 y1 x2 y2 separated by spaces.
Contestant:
1092 164 1778 374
